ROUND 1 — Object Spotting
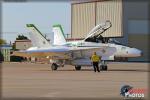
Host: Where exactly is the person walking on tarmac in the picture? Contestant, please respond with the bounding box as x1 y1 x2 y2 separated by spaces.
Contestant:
91 52 101 72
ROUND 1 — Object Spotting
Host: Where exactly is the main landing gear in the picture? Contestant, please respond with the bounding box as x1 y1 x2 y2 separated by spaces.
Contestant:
50 60 65 71
100 65 108 71
51 62 107 71
51 63 82 71
51 63 58 70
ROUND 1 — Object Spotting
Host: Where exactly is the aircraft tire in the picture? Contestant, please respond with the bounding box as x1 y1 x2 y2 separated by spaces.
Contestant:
100 65 107 71
51 63 58 70
100 65 103 70
75 65 81 71
104 65 108 71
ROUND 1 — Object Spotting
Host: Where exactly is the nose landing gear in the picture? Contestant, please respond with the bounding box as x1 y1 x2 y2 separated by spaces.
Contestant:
75 65 81 71
100 65 108 71
100 61 108 71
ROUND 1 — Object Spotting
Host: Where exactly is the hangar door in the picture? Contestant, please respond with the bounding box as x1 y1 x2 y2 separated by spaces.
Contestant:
71 0 123 38
96 0 123 37
71 2 95 38
128 20 150 62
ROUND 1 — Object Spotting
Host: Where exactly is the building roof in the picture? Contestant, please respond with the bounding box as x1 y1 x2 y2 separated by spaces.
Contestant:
15 40 31 42
71 0 105 4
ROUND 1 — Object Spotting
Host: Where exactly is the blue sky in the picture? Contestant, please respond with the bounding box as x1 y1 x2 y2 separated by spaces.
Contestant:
2 2 71 43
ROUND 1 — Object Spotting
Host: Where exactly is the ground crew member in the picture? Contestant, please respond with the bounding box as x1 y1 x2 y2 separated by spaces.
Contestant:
91 52 101 72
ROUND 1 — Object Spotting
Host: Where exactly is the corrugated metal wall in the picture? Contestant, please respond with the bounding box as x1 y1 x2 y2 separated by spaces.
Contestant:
128 34 150 62
71 0 123 38
96 0 122 37
71 2 95 38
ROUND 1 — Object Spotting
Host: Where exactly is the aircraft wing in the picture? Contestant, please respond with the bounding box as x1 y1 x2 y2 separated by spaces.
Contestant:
12 47 71 59
12 46 116 59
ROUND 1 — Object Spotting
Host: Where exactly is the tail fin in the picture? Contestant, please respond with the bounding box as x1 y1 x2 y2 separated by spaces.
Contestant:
26 24 51 48
52 24 66 45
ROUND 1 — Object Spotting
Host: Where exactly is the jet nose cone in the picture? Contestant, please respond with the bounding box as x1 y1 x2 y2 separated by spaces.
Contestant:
135 48 142 56
129 48 142 57
140 51 143 56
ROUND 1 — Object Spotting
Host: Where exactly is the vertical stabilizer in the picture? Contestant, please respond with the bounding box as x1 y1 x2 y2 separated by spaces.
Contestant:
26 24 51 48
52 24 66 45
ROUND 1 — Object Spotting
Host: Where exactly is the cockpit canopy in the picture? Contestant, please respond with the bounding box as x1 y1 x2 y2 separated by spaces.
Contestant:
85 35 126 46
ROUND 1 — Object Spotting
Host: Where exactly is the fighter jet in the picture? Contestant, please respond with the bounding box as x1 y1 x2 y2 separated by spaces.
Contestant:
12 20 142 71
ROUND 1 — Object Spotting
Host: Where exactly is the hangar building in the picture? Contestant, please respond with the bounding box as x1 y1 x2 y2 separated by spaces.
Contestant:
71 0 149 62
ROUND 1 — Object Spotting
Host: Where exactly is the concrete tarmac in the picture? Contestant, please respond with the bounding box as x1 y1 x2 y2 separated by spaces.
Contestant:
1 62 149 99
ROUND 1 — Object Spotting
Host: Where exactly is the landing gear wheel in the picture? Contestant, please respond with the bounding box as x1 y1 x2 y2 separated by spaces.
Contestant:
51 63 58 70
75 65 81 71
104 65 107 71
100 65 107 71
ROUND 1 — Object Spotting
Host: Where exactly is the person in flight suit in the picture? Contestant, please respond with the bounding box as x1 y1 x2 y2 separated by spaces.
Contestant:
91 52 101 72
